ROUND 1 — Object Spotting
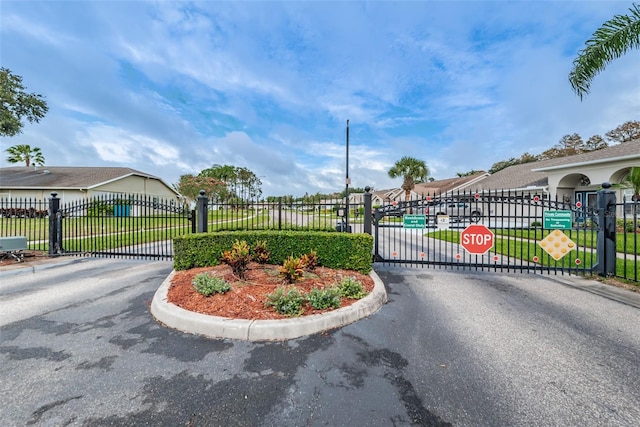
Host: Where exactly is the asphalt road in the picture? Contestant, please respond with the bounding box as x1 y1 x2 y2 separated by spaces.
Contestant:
1 258 639 426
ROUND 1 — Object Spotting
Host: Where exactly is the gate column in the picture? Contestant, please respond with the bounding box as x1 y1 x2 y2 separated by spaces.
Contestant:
48 192 61 255
595 182 616 277
197 190 208 233
364 186 372 235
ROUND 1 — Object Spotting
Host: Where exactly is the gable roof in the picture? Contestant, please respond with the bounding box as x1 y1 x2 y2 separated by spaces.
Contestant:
413 171 489 195
0 166 177 194
371 187 407 202
475 140 640 190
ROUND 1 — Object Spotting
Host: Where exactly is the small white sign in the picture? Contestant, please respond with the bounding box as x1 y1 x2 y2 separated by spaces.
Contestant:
437 215 450 230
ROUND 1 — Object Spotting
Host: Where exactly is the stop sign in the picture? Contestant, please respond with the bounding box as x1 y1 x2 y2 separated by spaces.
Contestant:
460 224 494 255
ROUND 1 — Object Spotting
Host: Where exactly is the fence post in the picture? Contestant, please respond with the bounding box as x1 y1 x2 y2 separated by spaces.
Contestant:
190 209 196 233
197 190 208 233
595 182 616 277
278 197 282 230
48 192 60 255
364 186 372 235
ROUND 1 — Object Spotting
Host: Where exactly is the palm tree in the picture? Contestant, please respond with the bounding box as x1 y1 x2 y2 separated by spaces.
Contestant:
5 144 45 167
388 156 429 204
623 166 640 202
569 3 640 99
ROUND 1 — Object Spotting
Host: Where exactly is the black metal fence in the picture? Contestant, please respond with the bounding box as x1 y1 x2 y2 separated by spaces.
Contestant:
195 193 360 232
370 186 638 283
617 196 639 282
1 188 638 283
0 197 50 252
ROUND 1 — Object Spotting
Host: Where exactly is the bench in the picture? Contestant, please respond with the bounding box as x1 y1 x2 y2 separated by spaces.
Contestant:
0 236 28 262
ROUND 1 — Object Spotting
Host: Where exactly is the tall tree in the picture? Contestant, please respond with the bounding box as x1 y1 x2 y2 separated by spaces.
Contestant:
489 153 539 174
585 134 608 151
623 167 640 201
173 174 225 203
5 144 45 167
456 170 483 178
605 120 640 143
539 133 585 160
0 68 48 136
388 156 429 203
198 164 262 200
569 3 640 99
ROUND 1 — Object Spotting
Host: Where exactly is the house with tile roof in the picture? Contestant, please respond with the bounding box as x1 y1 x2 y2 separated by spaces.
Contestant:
372 141 638 221
0 166 180 204
370 172 490 205
473 140 639 210
413 172 490 197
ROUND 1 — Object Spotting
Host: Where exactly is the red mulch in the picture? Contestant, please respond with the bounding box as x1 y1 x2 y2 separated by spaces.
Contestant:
167 262 374 320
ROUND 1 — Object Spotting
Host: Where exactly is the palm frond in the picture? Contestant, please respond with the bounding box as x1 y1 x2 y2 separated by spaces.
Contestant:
569 3 640 99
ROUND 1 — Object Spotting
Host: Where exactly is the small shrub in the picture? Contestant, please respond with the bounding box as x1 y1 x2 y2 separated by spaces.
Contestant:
265 286 305 316
307 287 341 310
252 240 270 264
192 273 231 296
279 255 305 283
338 276 368 299
300 249 318 270
221 240 251 278
617 218 638 233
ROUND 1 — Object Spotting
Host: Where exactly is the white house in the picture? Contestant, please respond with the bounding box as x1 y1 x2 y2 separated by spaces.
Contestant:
0 166 181 204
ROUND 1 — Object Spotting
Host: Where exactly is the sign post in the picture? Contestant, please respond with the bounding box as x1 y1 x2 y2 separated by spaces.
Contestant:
460 224 494 255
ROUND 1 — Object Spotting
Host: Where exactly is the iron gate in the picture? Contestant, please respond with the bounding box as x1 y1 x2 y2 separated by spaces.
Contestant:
372 190 597 277
51 193 193 260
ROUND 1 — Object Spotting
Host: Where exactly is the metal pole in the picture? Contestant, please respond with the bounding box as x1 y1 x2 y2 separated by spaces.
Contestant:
345 119 350 232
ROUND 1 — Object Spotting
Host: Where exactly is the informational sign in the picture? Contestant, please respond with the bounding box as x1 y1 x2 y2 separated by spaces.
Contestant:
437 215 450 230
460 224 494 255
543 210 572 230
403 214 426 229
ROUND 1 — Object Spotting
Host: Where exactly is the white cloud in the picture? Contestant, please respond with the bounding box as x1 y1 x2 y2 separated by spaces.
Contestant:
1 0 637 197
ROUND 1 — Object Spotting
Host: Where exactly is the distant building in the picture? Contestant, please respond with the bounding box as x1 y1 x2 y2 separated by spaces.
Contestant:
0 166 180 204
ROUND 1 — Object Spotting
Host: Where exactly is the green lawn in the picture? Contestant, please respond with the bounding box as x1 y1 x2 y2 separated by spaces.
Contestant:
494 228 639 255
425 229 638 281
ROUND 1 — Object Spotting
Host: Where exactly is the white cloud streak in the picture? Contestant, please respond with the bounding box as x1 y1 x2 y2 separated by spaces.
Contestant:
1 1 637 197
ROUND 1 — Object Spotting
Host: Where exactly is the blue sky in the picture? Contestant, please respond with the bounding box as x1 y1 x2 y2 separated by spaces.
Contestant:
1 1 639 197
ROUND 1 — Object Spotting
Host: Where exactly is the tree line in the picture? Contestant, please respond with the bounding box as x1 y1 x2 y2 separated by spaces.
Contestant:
487 120 640 174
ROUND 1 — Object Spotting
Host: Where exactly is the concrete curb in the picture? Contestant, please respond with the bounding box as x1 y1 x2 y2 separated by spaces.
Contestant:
551 275 640 309
150 270 387 341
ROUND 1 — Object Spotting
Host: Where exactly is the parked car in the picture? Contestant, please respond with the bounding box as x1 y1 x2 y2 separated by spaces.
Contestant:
424 200 483 223
377 203 424 217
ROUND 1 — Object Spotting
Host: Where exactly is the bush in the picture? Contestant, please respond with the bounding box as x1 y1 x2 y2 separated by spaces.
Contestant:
279 255 305 284
252 240 270 264
617 218 638 232
221 240 251 278
192 273 231 296
265 286 305 317
300 249 318 270
173 230 373 273
307 287 341 310
338 276 368 299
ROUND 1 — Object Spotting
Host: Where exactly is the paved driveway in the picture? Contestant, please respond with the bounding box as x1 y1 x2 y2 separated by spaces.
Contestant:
1 258 639 426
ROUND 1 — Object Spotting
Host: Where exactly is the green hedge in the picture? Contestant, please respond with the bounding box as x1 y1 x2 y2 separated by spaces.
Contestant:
173 230 373 273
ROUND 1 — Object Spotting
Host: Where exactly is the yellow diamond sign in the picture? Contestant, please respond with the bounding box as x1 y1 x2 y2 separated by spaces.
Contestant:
538 230 576 260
